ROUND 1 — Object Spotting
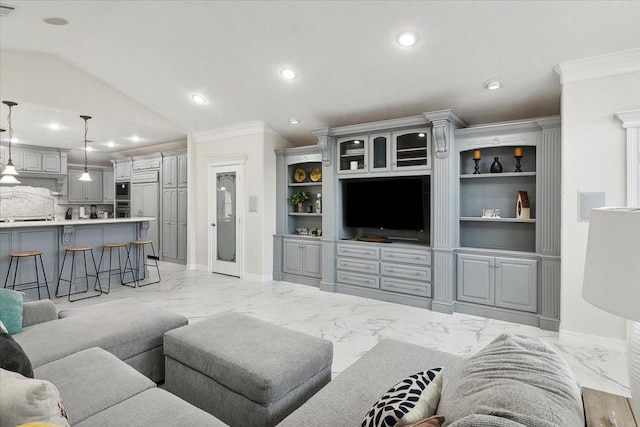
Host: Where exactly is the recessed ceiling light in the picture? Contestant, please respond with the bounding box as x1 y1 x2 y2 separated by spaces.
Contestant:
191 94 207 104
418 133 426 137
484 79 502 90
43 17 69 26
289 118 300 125
397 32 417 47
48 123 62 130
131 136 141 142
280 68 296 80
85 146 93 152
106 141 115 148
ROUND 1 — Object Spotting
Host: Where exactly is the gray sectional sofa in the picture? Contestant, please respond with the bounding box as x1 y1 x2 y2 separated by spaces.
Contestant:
8 299 586 427
11 299 226 426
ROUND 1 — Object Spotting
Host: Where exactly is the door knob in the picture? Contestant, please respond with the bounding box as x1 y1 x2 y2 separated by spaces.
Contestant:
211 223 216 227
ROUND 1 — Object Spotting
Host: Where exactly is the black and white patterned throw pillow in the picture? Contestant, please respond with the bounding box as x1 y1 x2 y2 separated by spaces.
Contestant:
361 366 444 427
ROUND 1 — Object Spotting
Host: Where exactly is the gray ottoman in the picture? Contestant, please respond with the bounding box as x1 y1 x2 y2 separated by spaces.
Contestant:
163 312 333 427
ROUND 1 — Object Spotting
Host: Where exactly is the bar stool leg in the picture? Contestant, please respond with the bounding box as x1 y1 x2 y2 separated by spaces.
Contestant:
37 254 51 299
33 254 41 300
122 243 137 288
55 250 69 298
97 246 111 294
11 257 20 291
3 256 15 289
90 249 102 295
138 242 161 287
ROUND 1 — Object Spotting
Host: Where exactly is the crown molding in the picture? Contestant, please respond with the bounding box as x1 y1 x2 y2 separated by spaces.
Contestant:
616 110 640 129
554 48 640 84
193 121 278 143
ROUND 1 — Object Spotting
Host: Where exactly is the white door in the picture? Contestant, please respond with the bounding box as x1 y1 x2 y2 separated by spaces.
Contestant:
208 161 243 277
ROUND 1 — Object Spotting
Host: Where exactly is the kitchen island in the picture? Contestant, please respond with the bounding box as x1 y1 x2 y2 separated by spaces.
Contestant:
0 217 156 301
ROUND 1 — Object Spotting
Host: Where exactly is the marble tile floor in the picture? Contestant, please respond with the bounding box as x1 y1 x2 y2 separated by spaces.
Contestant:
53 261 630 397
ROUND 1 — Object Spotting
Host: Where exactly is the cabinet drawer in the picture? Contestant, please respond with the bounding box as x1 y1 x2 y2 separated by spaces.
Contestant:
132 170 159 183
337 257 379 275
381 277 431 298
337 244 379 260
133 158 161 170
337 271 379 289
381 263 431 282
381 248 431 266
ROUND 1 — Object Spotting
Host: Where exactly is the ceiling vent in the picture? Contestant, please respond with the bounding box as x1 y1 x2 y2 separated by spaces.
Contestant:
0 3 16 17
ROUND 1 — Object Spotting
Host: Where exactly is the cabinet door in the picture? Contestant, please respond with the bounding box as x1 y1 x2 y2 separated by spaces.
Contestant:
162 189 178 259
85 170 103 202
392 129 431 171
302 241 322 278
457 253 494 306
495 257 537 313
23 151 42 171
283 239 303 275
103 171 115 203
177 153 188 187
6 149 24 170
337 136 368 174
42 153 60 172
162 155 177 187
116 161 131 181
177 188 188 261
368 133 390 172
67 169 85 202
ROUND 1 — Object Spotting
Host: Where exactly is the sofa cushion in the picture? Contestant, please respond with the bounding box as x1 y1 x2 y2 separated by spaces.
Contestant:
0 288 24 334
437 333 584 427
75 388 228 427
0 368 70 427
407 415 445 427
0 330 34 378
34 347 155 425
361 367 443 427
14 299 187 369
279 339 463 427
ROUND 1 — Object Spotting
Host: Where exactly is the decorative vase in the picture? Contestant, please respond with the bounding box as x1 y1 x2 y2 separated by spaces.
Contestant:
490 157 503 173
315 193 322 213
297 203 304 213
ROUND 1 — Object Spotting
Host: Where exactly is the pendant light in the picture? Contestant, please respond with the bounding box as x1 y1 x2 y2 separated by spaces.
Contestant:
0 101 21 185
79 115 92 182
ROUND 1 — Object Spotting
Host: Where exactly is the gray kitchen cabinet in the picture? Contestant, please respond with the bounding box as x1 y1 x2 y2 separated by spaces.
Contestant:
103 170 115 203
160 150 187 264
283 238 321 278
1 145 64 174
456 253 537 313
177 188 187 261
115 160 132 181
68 167 103 203
162 188 178 260
162 154 178 187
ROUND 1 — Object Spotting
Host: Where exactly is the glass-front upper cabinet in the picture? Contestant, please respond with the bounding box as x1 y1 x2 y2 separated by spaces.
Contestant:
368 132 391 172
392 128 431 171
337 136 368 174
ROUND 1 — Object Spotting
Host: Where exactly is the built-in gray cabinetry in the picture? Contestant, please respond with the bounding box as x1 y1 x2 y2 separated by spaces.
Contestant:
335 242 432 307
0 144 67 175
273 146 323 287
453 118 561 330
283 237 322 278
336 128 431 175
456 253 537 313
131 180 159 252
67 166 103 202
161 150 187 264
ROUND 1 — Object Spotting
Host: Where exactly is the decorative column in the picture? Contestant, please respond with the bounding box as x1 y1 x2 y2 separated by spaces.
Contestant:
424 110 466 314
314 131 337 292
536 118 561 331
615 110 640 207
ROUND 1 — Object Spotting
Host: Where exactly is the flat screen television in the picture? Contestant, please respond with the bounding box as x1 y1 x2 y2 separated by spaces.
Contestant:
343 176 429 232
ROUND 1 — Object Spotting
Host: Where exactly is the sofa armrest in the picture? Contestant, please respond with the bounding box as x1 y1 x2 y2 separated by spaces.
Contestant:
22 300 58 327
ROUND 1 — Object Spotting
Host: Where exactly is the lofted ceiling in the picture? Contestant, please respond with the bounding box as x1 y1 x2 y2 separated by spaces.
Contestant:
0 0 639 157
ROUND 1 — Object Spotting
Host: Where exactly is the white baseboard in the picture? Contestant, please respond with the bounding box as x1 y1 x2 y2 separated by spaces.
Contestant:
188 263 209 272
559 329 627 353
243 272 271 282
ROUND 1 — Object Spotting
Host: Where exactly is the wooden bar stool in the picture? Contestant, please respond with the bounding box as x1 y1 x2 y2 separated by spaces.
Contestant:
3 250 50 300
97 242 136 293
127 239 161 287
55 246 103 302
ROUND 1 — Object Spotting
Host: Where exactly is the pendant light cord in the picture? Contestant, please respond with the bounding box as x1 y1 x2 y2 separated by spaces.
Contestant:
6 104 13 160
83 117 89 168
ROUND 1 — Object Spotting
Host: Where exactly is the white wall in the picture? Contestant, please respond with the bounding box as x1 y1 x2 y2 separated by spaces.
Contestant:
560 70 640 344
190 127 290 280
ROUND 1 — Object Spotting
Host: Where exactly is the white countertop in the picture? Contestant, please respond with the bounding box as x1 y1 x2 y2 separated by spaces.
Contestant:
0 217 156 229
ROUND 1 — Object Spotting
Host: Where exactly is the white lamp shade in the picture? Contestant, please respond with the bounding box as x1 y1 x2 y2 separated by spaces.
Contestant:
0 174 21 184
582 207 640 322
2 161 19 176
79 170 92 181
